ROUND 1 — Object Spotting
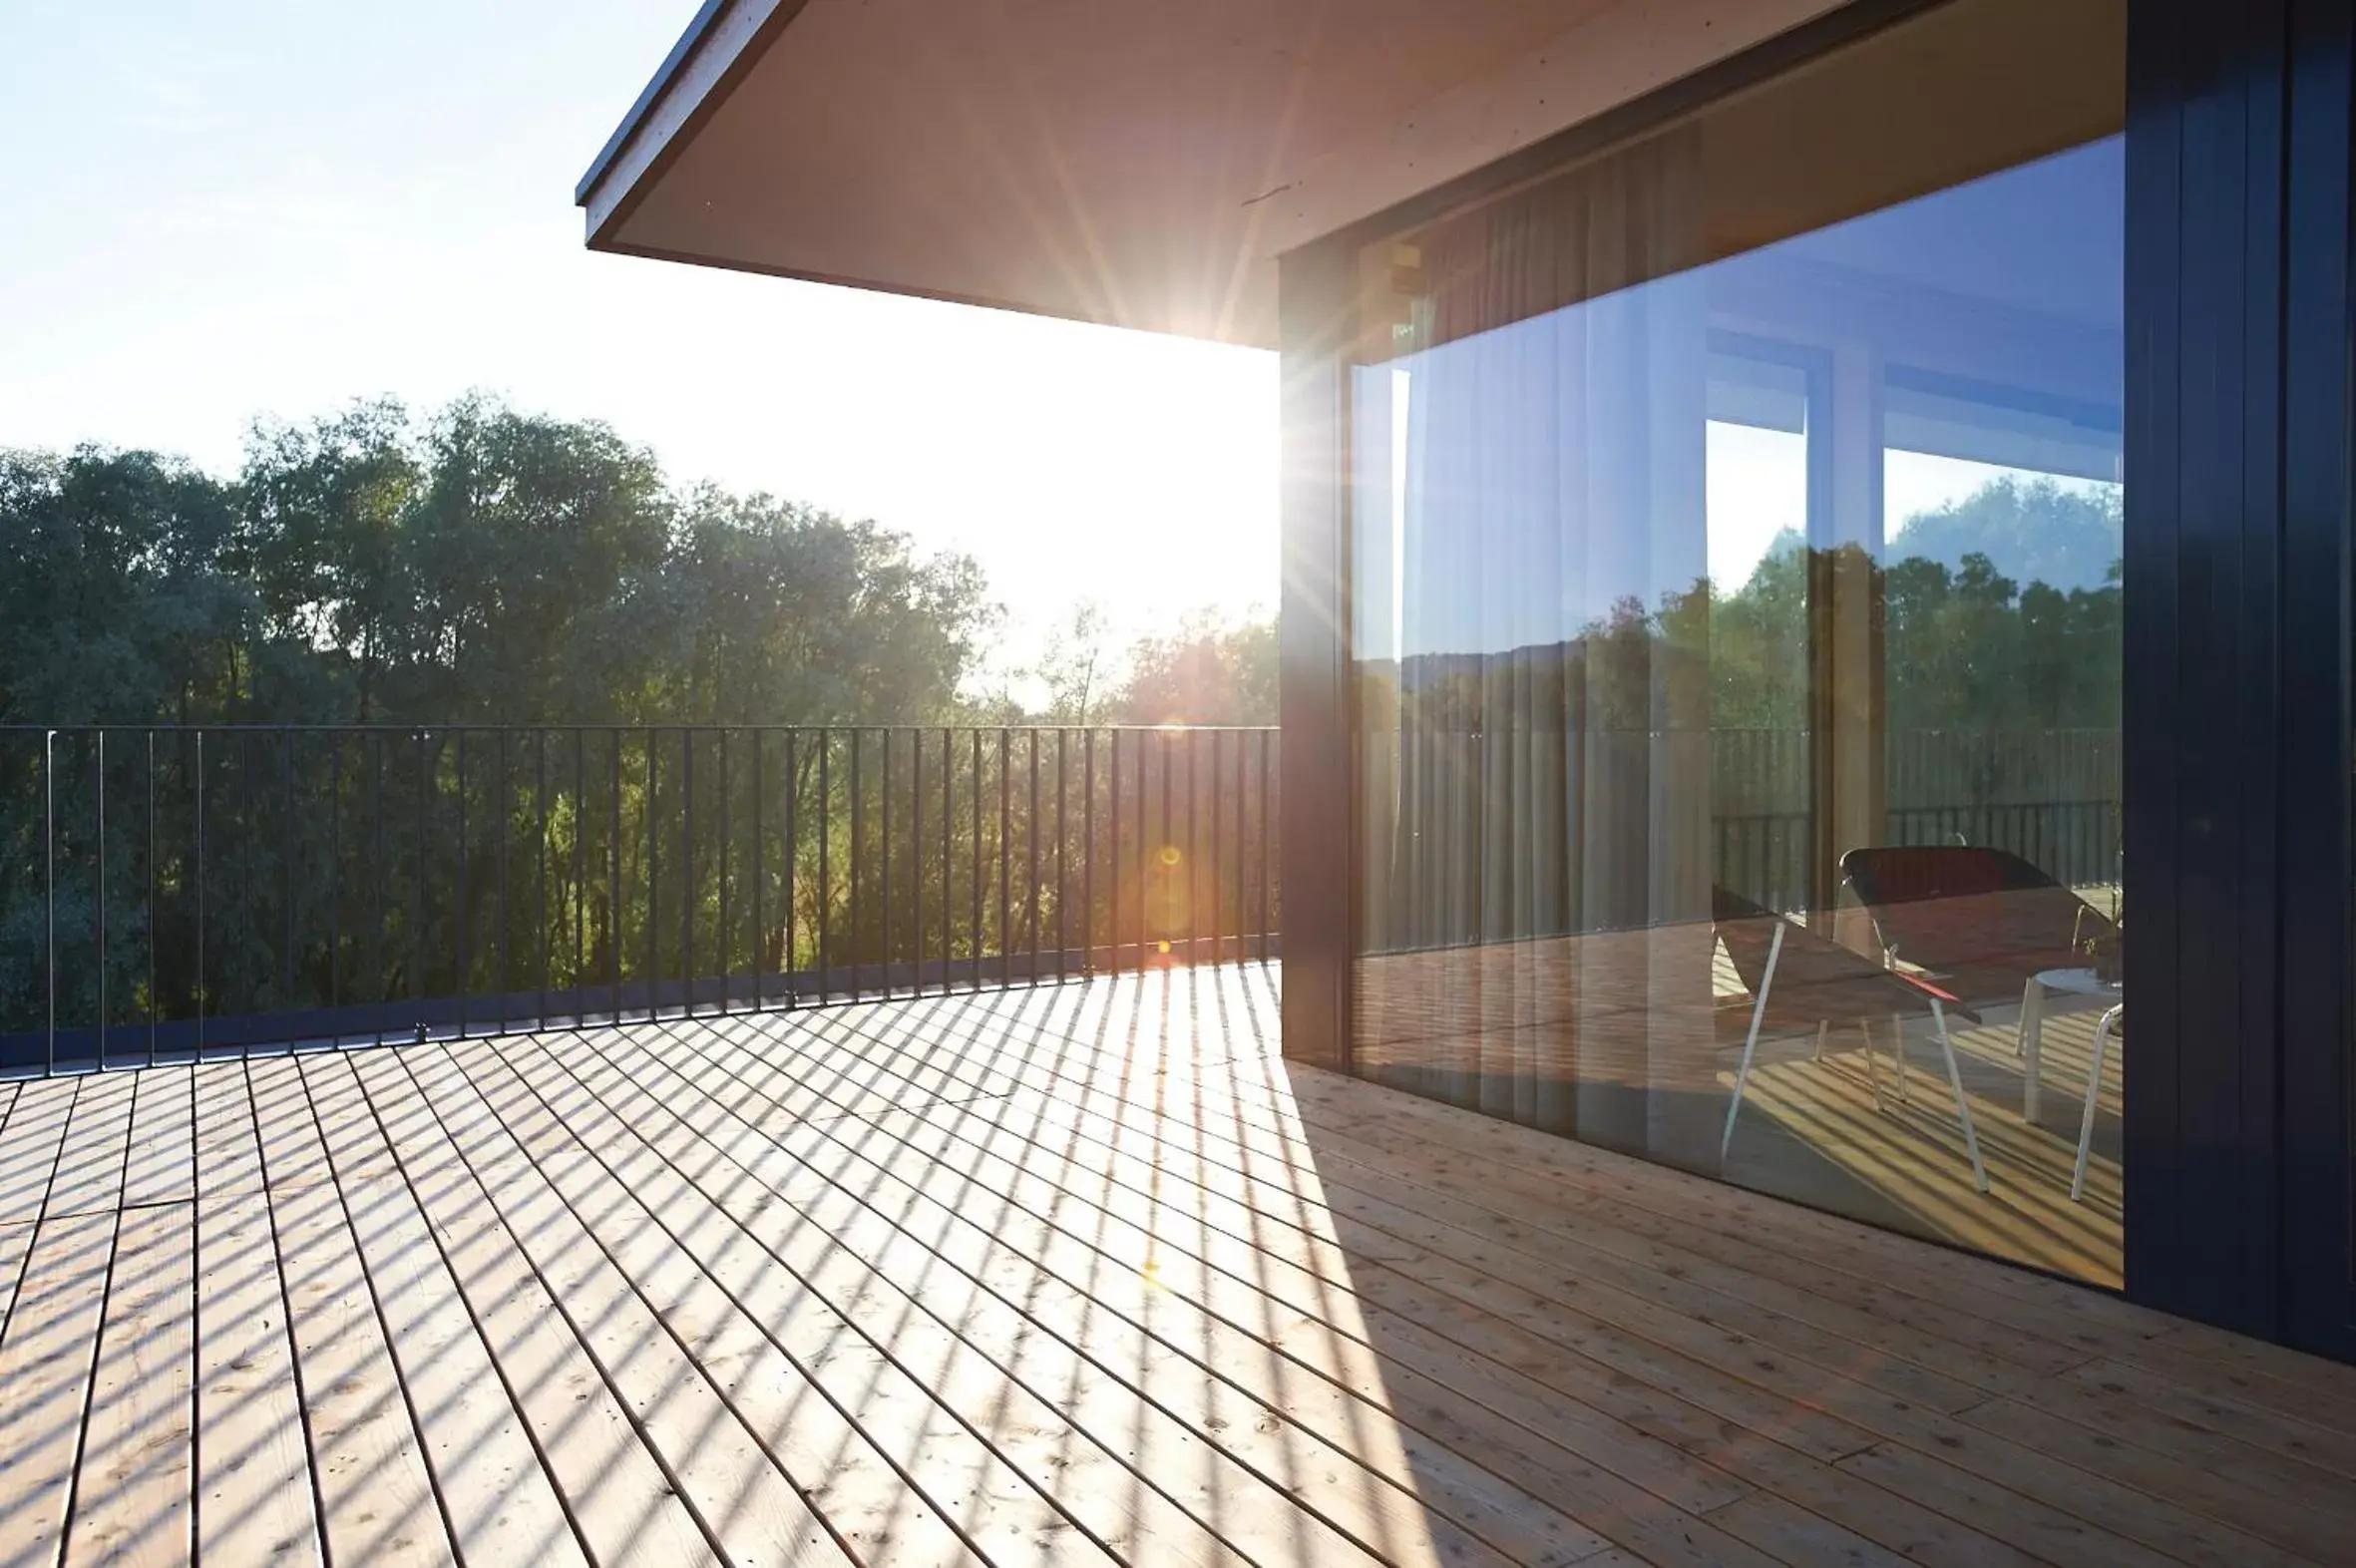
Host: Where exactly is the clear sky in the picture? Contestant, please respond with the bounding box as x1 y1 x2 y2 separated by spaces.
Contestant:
0 0 1282 682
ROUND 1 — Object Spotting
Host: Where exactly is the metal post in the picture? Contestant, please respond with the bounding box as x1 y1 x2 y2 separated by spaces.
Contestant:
910 729 922 995
998 729 1011 987
971 729 982 990
1027 727 1040 983
537 729 549 1029
681 727 694 1016
329 736 341 1013
147 731 157 1067
785 729 799 1000
98 730 108 1065
1084 729 1096 975
718 727 730 1015
1110 730 1120 972
933 729 942 988
818 729 832 1002
645 730 659 1020
457 731 471 1038
1055 730 1067 980
1260 730 1273 963
44 730 56 1076
752 728 765 1008
196 730 206 1058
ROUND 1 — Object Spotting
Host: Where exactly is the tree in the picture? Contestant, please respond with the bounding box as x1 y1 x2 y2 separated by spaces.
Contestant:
1116 611 1277 725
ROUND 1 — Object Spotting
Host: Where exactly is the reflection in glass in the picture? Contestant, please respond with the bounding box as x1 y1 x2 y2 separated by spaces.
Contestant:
1347 0 2126 1284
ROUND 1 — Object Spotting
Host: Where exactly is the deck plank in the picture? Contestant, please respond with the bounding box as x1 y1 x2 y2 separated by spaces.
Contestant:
194 1190 323 1567
333 1047 722 1568
289 1052 590 1568
249 1056 454 1568
66 1201 196 1567
0 1211 119 1567
557 1026 1595 1568
455 1033 1046 1568
667 1017 2050 1568
381 1043 854 1568
6 966 2354 1568
678 995 2308 1568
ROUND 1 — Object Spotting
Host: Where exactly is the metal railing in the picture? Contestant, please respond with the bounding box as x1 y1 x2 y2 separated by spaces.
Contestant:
0 724 1282 1072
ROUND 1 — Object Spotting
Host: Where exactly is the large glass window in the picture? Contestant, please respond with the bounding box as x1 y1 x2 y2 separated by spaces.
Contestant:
1347 0 2126 1284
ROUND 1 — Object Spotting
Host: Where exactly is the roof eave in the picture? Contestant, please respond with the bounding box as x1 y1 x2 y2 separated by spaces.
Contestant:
575 0 805 243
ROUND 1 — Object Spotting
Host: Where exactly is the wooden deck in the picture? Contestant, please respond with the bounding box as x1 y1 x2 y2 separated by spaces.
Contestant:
0 964 2350 1567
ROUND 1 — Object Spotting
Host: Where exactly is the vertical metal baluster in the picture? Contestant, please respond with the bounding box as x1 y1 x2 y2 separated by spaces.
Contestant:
718 728 730 1015
646 730 659 1020
415 731 428 1018
1027 727 1040 984
1109 730 1121 973
537 730 549 1031
911 729 923 995
497 727 510 1028
1233 726 1247 964
1158 731 1172 958
282 732 296 1012
854 728 871 997
98 730 108 1065
1261 729 1273 963
852 728 868 997
329 736 341 1016
573 729 585 1019
239 736 253 1033
609 729 622 1023
1138 730 1150 962
44 730 56 1076
752 730 765 1009
1055 730 1067 979
1210 731 1223 966
1189 730 1202 964
1083 730 1096 975
1007 729 1017 983
196 731 207 1059
681 728 694 1016
147 731 157 1066
785 730 799 1002
882 728 894 996
371 733 384 1018
933 729 942 988
457 731 470 1039
818 729 832 1003
971 730 982 990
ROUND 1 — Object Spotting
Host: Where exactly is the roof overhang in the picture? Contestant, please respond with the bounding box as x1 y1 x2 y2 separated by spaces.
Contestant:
578 0 1849 347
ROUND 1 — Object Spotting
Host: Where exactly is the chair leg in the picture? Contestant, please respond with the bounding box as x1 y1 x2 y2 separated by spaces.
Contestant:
1859 1018 1887 1110
1931 1000 1990 1194
1813 1018 1828 1061
2020 976 2046 1123
1888 1012 1910 1102
1724 923 1783 1160
2072 1005 2121 1203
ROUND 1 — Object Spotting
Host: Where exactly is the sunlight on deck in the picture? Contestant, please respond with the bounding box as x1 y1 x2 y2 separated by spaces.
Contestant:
0 965 2349 1566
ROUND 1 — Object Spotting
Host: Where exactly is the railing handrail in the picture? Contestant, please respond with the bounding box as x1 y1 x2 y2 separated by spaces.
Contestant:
1 720 1285 1073
0 721 1282 734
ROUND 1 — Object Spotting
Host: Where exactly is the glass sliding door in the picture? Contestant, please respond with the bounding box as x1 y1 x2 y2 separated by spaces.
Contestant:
1346 0 2127 1283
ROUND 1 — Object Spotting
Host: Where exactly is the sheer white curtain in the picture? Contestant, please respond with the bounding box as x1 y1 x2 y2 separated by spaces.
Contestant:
1355 130 1721 1164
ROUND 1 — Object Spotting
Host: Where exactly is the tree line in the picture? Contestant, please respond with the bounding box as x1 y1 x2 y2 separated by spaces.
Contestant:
0 396 1279 1053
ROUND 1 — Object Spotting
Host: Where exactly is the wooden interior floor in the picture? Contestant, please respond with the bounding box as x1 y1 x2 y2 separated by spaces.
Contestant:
0 964 2350 1567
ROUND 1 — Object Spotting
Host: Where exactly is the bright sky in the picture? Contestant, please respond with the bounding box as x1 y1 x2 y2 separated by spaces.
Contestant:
0 0 1281 683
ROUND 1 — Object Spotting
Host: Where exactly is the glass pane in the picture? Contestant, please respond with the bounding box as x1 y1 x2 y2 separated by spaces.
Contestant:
1348 0 2126 1285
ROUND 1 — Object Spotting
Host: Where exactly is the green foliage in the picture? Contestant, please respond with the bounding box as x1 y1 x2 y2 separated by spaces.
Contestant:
1116 613 1277 725
2 395 992 727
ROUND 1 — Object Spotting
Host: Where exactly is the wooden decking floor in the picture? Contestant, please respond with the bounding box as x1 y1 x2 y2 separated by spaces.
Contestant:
1 964 2351 1566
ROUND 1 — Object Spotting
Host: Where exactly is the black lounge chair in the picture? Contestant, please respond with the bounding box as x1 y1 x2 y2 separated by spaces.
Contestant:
1713 885 1988 1193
